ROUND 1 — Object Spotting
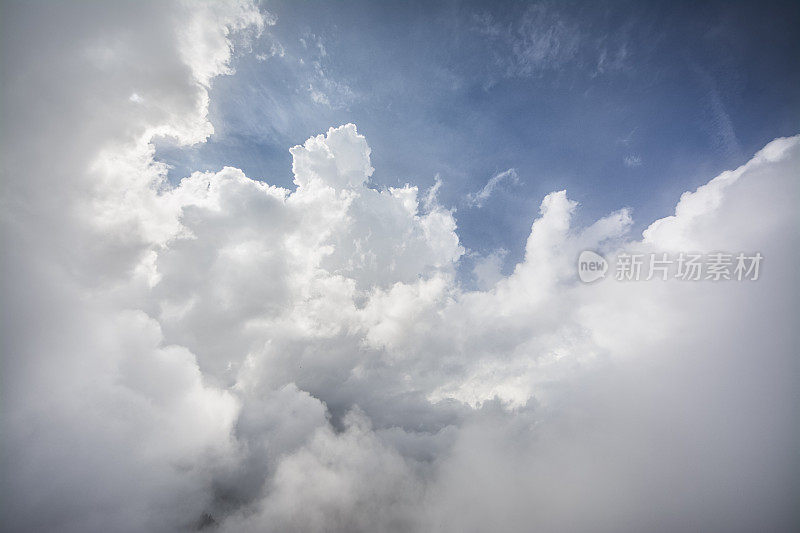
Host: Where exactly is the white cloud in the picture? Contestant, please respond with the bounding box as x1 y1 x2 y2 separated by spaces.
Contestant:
2 2 799 532
467 168 519 207
472 248 508 289
623 154 642 167
308 84 331 106
256 41 286 61
476 5 581 77
695 66 743 157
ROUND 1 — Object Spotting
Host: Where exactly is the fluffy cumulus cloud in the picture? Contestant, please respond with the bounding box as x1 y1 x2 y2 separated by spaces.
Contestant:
1 2 799 532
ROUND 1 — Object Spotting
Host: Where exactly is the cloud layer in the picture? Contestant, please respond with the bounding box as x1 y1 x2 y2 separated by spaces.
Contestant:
1 2 798 532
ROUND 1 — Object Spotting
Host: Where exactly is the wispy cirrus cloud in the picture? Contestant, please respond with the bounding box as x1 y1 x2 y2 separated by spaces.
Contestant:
473 3 630 80
624 154 642 167
467 168 519 207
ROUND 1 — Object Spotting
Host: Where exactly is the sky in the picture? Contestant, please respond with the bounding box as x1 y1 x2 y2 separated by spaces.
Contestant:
155 0 800 275
1 1 799 532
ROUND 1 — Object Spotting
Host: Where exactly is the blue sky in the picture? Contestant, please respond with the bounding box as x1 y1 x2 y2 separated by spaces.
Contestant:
156 0 800 276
